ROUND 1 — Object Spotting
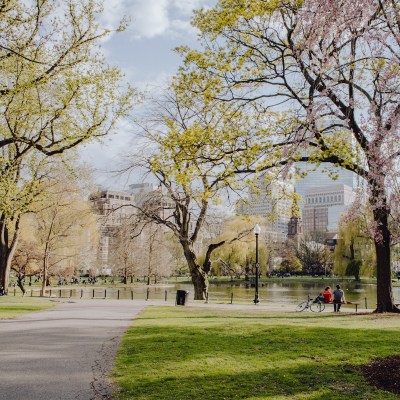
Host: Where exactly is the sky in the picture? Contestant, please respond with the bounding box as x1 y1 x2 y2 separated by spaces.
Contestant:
81 0 216 189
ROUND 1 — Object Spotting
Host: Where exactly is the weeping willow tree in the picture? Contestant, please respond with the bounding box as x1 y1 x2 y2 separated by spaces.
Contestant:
334 210 376 280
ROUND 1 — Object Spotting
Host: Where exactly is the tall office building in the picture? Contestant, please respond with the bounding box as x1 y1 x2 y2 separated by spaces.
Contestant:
302 184 355 234
91 183 176 274
91 189 136 274
294 162 366 235
236 174 293 241
295 162 360 206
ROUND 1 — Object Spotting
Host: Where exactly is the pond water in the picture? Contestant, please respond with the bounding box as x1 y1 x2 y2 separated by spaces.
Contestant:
38 279 400 307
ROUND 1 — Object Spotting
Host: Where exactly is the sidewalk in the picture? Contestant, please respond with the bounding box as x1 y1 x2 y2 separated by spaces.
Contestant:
0 299 145 400
0 298 371 400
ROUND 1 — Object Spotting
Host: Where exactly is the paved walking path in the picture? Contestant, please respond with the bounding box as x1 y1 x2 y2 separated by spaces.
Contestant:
0 299 145 400
0 297 368 400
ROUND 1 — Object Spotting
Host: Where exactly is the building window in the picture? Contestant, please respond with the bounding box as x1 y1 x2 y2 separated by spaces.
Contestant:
108 194 114 199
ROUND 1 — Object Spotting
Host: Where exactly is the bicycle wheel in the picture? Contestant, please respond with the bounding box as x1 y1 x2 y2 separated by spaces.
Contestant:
310 302 325 312
296 301 309 312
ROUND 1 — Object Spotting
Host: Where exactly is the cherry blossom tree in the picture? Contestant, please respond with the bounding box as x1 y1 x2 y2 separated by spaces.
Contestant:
179 0 400 312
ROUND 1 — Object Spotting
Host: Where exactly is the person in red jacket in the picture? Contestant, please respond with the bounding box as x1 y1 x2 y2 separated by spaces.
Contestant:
323 286 333 303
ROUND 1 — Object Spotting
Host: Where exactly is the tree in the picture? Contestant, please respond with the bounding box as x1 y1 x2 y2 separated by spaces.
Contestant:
211 217 260 280
297 236 332 276
164 233 188 277
33 163 98 295
110 220 139 284
128 83 258 299
11 239 41 294
0 0 136 290
279 255 302 275
346 259 363 281
334 209 375 279
180 0 400 312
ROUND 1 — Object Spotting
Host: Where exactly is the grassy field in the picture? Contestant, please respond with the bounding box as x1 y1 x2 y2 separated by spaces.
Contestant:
113 307 400 400
0 297 54 319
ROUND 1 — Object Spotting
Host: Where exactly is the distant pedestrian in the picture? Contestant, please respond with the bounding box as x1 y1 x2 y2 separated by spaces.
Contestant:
323 286 333 303
333 284 345 312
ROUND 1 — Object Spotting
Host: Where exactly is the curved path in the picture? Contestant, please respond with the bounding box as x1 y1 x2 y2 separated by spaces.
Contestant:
0 299 145 400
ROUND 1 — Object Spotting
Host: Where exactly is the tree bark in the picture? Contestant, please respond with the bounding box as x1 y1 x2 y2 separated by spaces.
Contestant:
182 241 208 300
373 206 399 312
40 252 50 297
17 274 26 295
0 217 20 293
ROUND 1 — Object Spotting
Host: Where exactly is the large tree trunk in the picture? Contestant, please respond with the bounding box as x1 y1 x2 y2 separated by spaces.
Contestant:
373 206 399 313
0 217 20 293
182 241 208 300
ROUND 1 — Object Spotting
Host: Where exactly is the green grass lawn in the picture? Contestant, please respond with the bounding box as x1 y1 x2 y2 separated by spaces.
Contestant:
113 307 400 400
0 297 54 319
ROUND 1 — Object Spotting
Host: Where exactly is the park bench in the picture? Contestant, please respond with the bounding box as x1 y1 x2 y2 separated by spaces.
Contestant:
327 301 361 312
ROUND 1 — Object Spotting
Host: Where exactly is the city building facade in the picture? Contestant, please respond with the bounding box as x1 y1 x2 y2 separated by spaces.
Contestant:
236 175 293 241
302 184 355 235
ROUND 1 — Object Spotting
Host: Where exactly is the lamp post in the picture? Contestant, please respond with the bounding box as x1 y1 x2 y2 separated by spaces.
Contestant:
253 224 261 304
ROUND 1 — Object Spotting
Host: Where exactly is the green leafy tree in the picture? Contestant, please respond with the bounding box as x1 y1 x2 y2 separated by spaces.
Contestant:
0 0 136 290
279 255 302 275
334 209 375 279
211 217 260 279
128 83 260 300
178 0 400 312
346 259 363 282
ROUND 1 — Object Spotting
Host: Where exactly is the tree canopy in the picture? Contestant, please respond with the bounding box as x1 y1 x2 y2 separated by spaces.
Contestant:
175 0 400 312
0 0 137 290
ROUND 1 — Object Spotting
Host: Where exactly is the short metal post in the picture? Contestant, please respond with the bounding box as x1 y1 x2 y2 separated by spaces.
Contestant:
231 292 233 304
131 290 133 300
105 289 107 299
165 290 168 302
146 288 149 301
70 289 72 298
92 288 95 299
117 289 120 300
59 289 62 298
81 289 83 299
365 297 368 309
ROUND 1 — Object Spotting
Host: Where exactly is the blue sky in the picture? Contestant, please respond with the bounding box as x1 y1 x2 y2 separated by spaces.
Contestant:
81 0 215 188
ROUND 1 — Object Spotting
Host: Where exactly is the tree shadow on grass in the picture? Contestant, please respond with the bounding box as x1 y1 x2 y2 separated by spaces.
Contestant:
115 325 400 400
115 360 397 400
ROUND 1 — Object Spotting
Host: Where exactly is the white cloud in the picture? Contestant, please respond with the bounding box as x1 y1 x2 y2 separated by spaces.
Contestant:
100 0 214 40
171 0 204 16
128 0 170 39
101 0 127 30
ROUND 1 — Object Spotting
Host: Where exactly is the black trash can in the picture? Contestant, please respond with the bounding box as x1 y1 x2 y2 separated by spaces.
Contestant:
176 290 189 306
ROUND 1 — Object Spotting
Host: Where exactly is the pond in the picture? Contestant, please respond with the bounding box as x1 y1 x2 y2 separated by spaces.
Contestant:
32 279 400 307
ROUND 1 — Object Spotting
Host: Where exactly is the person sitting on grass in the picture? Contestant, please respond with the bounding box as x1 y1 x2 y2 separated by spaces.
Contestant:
323 286 333 303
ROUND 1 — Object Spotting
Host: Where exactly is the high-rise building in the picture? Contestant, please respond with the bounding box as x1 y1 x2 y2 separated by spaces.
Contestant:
236 175 293 241
90 189 135 274
295 163 360 207
294 162 367 234
302 184 355 234
91 184 176 274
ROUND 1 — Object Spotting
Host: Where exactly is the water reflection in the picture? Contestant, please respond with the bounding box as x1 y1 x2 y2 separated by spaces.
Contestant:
30 280 400 306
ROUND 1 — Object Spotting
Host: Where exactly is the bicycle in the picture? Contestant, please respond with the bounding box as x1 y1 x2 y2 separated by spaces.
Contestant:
296 297 325 312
